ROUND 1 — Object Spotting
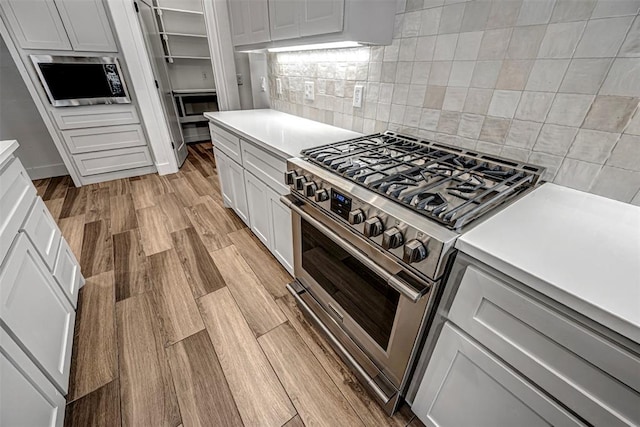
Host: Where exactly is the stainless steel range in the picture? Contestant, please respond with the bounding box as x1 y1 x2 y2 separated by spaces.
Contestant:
281 131 544 414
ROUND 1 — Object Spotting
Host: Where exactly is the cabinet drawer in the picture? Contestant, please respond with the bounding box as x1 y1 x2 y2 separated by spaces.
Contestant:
413 322 582 427
20 196 61 271
0 157 37 262
62 124 146 154
449 265 640 427
210 123 242 164
0 233 75 394
72 146 154 176
53 238 82 308
241 140 288 194
52 105 139 130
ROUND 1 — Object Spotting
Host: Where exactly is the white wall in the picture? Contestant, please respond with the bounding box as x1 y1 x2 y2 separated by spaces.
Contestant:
0 38 66 179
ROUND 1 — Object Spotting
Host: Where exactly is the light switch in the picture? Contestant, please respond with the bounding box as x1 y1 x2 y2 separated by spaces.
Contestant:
260 77 267 92
353 85 364 108
304 81 315 101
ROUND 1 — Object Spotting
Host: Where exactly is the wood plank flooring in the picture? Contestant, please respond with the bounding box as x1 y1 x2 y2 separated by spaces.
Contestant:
36 143 418 427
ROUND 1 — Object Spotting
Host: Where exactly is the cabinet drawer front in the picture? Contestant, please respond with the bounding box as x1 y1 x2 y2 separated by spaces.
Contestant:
72 146 154 176
52 105 139 130
413 323 582 427
21 196 62 271
241 140 288 194
0 233 75 394
53 238 82 308
210 124 242 164
62 125 146 154
0 158 37 262
0 329 65 427
449 265 640 427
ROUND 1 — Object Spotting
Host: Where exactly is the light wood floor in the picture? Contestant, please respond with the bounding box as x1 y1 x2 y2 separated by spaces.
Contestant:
35 143 422 427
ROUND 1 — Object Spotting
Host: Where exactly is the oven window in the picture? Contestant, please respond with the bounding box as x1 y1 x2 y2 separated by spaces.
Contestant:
301 219 400 350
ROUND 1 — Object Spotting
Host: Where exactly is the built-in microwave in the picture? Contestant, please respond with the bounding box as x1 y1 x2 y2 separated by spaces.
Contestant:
30 55 131 107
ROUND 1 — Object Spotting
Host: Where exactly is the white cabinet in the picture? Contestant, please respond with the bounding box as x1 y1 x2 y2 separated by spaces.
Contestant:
229 0 394 49
21 196 62 271
300 0 344 37
0 0 116 52
0 233 75 393
413 322 583 427
267 188 293 273
214 147 250 226
54 0 117 52
228 0 271 46
0 0 71 50
1 329 65 427
245 171 272 247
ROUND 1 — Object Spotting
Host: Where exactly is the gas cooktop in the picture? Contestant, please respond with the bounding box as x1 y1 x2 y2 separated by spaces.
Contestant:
301 132 544 231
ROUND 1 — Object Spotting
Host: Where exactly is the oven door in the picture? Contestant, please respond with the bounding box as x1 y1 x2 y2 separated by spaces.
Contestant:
283 195 433 390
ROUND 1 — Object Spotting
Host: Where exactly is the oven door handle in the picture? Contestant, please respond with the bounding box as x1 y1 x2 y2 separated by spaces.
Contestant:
281 195 427 303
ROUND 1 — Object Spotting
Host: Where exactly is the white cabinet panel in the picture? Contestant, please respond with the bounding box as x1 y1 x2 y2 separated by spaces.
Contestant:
72 146 154 176
228 0 270 46
54 0 117 52
62 124 147 154
214 148 234 208
267 187 293 274
1 330 65 427
21 196 61 271
210 123 242 164
245 172 271 247
0 0 71 50
413 323 583 427
0 233 75 394
52 104 140 130
300 0 344 37
241 139 288 194
53 238 82 308
449 265 640 427
269 0 299 41
228 155 250 226
0 157 37 262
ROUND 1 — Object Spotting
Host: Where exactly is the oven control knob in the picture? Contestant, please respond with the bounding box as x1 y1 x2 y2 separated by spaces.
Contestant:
348 209 365 225
303 181 318 197
315 188 329 202
403 239 428 264
294 175 307 190
363 217 384 237
284 170 297 185
382 227 404 249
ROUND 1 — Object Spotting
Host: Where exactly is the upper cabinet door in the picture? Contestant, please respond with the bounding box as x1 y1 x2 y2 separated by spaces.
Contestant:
269 0 299 41
228 0 270 46
300 0 344 37
0 0 71 50
53 0 117 52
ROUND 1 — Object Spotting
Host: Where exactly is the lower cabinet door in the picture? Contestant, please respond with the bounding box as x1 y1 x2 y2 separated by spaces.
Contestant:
227 156 250 226
1 329 65 427
267 187 294 274
21 196 62 271
245 172 271 247
53 238 83 308
412 322 583 427
0 233 75 394
214 148 234 208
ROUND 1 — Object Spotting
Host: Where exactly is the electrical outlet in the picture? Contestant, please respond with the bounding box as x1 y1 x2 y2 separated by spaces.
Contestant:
304 81 315 101
236 74 243 86
260 76 267 92
276 78 283 95
202 71 208 80
353 85 364 108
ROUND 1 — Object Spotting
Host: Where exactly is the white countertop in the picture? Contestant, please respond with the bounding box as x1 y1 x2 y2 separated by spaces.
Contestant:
0 140 19 167
457 183 640 342
204 109 361 159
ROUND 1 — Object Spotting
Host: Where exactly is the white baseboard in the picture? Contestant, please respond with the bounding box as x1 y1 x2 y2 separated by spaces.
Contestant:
25 163 68 180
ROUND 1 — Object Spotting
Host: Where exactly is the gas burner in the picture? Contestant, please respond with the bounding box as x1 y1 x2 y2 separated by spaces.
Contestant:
449 174 485 193
410 192 448 214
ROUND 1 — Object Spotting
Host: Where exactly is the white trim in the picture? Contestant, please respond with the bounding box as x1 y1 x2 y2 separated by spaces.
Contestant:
0 17 78 185
24 163 68 180
106 0 178 175
203 0 241 111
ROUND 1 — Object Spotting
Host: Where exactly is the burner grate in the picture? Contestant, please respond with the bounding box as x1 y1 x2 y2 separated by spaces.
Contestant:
302 132 545 230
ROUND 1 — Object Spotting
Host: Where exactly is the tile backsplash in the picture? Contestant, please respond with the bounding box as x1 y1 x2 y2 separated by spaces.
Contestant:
267 0 640 205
